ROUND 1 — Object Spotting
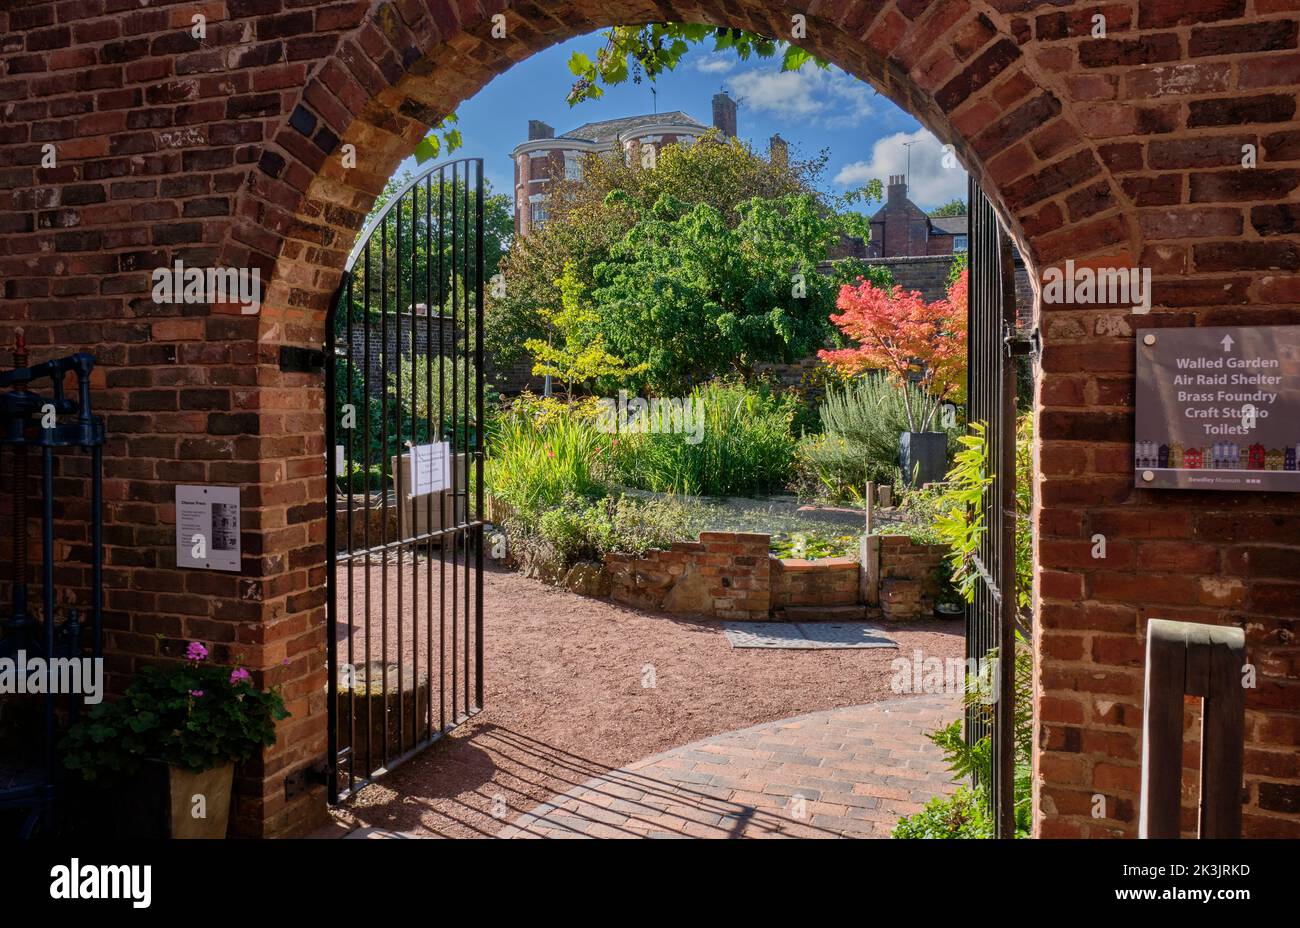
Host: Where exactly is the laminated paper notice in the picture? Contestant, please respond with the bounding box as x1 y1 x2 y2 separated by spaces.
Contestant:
176 485 241 571
409 442 451 497
1135 325 1300 492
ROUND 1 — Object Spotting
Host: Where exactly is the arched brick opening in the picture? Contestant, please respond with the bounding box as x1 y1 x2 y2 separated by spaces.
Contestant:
3 1 1297 838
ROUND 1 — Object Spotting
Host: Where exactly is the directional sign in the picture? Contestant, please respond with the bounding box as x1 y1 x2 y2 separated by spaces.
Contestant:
1135 325 1300 492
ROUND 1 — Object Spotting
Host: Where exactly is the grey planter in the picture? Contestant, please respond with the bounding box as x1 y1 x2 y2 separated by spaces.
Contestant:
899 431 948 487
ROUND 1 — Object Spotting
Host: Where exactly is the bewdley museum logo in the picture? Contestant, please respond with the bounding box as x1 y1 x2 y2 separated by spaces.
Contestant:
1135 325 1300 492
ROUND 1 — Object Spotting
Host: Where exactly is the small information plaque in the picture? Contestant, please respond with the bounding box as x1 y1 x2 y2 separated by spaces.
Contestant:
176 485 242 571
1135 325 1300 492
409 442 451 497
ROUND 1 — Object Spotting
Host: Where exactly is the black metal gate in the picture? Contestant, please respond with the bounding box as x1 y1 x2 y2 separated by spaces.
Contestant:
965 175 1019 838
325 158 486 801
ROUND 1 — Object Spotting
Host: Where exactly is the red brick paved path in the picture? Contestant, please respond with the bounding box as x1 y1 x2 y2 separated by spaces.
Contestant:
495 695 961 839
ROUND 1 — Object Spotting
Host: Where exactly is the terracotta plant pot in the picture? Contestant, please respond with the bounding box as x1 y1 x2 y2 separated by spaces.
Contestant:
166 762 234 839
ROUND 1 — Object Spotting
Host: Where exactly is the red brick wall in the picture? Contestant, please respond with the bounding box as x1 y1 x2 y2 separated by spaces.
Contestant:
605 531 772 619
2 0 1298 838
771 556 859 609
877 535 947 620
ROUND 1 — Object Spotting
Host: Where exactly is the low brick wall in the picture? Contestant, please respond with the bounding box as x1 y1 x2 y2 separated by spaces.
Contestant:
877 535 948 620
771 557 860 609
597 530 949 620
335 497 396 552
605 531 772 620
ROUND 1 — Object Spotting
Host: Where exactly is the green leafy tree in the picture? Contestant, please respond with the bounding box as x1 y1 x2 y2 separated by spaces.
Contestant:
524 262 646 398
413 114 463 164
485 134 836 377
566 24 826 105
589 192 840 393
929 198 967 218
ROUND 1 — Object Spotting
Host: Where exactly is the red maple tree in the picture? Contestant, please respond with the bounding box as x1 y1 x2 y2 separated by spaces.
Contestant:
818 269 968 431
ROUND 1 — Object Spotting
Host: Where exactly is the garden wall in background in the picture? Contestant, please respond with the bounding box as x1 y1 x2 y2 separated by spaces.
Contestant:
605 531 773 620
877 536 948 620
3 0 1299 839
602 530 944 621
770 555 859 610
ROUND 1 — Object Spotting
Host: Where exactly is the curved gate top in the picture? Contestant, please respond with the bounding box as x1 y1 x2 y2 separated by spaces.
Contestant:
324 158 486 801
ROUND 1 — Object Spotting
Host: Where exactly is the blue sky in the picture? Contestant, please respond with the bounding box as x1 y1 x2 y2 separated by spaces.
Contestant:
391 31 969 217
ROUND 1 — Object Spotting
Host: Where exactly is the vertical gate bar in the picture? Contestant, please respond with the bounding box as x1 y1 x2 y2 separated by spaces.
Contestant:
438 165 447 734
462 161 471 716
325 275 340 802
91 442 103 655
344 269 356 794
450 161 459 721
379 217 391 767
474 160 485 710
425 173 435 742
362 240 374 782
996 223 1019 839
395 188 405 755
42 443 55 781
409 181 419 749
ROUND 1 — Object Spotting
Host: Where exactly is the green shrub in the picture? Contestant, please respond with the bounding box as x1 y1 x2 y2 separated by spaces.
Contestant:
891 787 992 839
795 374 958 502
485 401 610 515
612 380 799 498
530 493 694 565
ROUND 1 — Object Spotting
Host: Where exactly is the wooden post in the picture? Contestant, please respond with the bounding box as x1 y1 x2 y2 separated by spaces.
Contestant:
860 480 879 607
1140 618 1246 839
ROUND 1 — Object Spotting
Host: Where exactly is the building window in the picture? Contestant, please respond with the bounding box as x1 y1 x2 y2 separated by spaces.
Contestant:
953 235 968 252
564 153 581 181
529 195 547 229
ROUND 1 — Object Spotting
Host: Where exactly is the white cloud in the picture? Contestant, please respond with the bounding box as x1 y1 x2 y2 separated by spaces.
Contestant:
725 65 874 129
834 129 968 209
694 53 736 75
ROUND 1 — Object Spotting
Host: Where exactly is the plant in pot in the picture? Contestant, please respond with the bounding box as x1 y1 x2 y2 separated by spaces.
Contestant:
819 269 967 487
60 642 288 838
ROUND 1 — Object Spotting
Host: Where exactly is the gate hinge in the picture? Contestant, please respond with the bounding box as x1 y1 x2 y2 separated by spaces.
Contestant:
279 344 327 374
1003 324 1040 359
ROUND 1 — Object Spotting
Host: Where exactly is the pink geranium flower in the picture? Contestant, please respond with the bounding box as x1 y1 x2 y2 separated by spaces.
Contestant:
189 689 204 697
185 641 208 662
229 667 251 686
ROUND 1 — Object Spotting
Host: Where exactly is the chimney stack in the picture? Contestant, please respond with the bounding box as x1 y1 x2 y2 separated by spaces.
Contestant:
768 133 788 168
528 120 555 141
712 92 737 138
887 174 907 202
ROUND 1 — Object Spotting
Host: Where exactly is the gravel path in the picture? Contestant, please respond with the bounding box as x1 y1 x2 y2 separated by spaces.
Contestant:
330 555 964 838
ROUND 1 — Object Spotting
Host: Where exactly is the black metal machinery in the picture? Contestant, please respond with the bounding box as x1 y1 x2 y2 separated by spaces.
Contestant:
0 333 105 837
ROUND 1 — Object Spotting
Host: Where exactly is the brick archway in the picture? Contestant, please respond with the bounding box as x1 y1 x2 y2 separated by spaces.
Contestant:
3 1 1298 838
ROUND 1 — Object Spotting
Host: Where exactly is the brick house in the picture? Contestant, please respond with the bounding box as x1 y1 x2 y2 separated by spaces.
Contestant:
0 0 1297 840
511 92 739 237
867 175 969 257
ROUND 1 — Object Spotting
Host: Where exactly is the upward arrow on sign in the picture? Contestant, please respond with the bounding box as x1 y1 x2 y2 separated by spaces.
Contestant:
1221 334 1235 351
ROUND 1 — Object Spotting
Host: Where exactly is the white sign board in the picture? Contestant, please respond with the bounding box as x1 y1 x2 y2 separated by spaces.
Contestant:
176 485 241 571
410 442 450 497
335 444 345 474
